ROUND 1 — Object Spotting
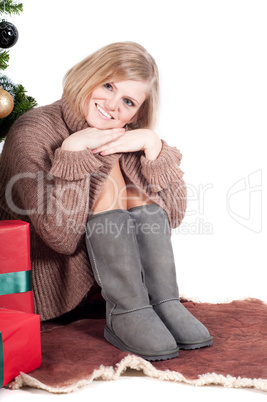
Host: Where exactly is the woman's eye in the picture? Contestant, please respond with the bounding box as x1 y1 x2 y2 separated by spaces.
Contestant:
104 83 113 91
124 98 134 107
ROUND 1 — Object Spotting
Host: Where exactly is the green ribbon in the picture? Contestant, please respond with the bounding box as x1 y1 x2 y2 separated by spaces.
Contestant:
0 332 3 387
0 271 32 296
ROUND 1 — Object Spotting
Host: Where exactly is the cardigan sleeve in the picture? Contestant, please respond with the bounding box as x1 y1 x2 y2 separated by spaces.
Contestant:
49 147 103 181
2 110 103 256
140 140 187 228
140 140 184 192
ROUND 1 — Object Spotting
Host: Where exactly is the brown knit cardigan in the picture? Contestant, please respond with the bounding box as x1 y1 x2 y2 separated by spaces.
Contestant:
0 97 187 321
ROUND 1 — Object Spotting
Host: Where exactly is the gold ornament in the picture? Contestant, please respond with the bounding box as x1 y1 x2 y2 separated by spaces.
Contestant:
0 86 14 118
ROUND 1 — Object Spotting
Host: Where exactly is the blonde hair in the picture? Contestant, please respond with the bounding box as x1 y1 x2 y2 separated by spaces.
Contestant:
63 42 159 129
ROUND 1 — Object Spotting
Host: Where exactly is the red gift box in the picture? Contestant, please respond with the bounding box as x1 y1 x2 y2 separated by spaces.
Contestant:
0 220 34 313
0 308 42 387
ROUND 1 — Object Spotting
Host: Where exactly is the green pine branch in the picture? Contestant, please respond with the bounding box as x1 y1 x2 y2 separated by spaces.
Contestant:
0 0 23 16
0 1 23 70
0 51 10 70
0 75 38 142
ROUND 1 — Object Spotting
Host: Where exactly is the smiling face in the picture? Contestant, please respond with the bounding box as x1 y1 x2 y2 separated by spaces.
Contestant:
83 80 149 129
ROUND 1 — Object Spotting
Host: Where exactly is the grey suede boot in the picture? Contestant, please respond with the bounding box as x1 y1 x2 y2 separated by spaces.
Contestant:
128 204 213 350
85 209 179 361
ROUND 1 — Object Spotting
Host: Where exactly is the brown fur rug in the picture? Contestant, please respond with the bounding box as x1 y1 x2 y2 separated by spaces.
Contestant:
9 298 267 393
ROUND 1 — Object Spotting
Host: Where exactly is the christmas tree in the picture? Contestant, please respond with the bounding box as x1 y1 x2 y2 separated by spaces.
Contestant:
0 0 37 143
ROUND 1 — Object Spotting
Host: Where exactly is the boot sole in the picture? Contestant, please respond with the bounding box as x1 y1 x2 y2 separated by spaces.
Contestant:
177 336 213 350
104 325 179 361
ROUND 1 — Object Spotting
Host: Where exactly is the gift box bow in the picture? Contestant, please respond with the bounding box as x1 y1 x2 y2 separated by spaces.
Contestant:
0 271 32 296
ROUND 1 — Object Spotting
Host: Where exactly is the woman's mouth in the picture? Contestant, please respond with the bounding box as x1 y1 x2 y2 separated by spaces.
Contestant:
95 103 114 119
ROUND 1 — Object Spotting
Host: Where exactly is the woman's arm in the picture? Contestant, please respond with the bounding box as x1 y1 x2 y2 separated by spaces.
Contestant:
91 127 187 227
90 128 162 160
3 115 105 255
120 139 187 228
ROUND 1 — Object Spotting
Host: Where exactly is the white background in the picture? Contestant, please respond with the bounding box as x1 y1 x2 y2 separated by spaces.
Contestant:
1 0 266 400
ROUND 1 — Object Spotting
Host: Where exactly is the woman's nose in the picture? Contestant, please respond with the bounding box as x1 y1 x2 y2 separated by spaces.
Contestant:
105 95 118 111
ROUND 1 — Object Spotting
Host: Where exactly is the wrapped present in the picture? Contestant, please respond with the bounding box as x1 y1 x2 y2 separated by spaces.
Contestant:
0 220 34 314
0 308 42 387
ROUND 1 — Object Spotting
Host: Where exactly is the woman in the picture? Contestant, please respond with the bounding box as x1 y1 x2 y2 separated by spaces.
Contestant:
0 42 212 361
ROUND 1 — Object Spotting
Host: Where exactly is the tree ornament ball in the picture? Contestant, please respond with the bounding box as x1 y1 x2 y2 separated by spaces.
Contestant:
0 87 14 118
0 20 19 49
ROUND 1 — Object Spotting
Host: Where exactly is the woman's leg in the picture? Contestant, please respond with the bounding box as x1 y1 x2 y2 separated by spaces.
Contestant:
86 161 178 360
128 204 213 349
92 160 154 214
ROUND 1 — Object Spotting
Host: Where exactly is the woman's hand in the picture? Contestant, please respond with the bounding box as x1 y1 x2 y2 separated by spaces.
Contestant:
61 127 126 152
91 129 162 161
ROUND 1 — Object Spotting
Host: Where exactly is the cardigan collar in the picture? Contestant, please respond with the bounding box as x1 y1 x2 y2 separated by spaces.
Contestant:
61 96 89 133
